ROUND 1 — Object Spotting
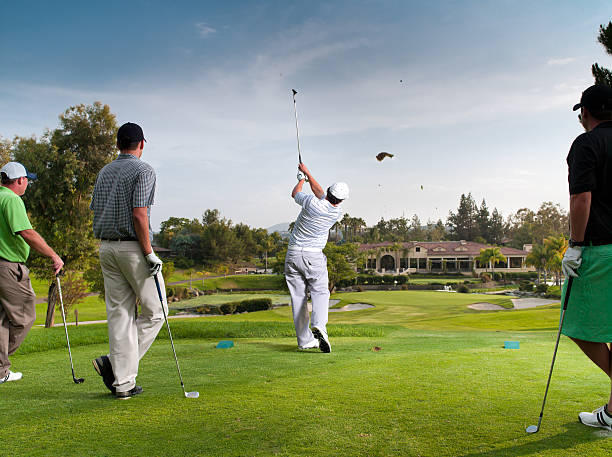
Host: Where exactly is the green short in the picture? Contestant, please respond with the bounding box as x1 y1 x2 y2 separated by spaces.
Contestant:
561 244 612 343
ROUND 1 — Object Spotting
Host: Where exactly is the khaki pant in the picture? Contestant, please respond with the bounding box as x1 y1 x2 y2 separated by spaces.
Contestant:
99 241 167 393
0 260 36 378
284 250 330 347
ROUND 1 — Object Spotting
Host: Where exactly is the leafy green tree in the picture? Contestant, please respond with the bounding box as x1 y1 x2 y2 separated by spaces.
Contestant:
544 236 567 286
409 214 426 240
592 21 612 86
13 102 117 278
447 193 478 240
476 199 490 242
0 136 12 164
323 243 360 292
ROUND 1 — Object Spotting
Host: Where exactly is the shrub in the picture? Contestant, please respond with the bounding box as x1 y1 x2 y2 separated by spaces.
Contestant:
545 285 562 299
236 298 272 313
535 283 548 294
493 272 503 281
394 275 408 285
518 281 534 292
457 284 469 293
480 273 492 283
219 303 237 314
382 275 395 284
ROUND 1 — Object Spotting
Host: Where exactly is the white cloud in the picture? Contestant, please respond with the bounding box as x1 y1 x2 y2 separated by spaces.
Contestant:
547 57 575 66
195 22 216 37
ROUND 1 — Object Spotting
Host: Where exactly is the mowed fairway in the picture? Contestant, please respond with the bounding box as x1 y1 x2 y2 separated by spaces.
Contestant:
3 290 612 456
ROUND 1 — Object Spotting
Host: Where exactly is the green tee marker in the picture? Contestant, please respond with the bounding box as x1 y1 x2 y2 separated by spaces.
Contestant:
216 341 234 349
504 341 519 349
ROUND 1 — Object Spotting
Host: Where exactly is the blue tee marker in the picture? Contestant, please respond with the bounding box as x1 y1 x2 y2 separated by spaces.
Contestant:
504 341 520 349
216 340 234 349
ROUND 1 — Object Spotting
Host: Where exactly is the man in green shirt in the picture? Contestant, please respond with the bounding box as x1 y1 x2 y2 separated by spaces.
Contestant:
0 162 63 384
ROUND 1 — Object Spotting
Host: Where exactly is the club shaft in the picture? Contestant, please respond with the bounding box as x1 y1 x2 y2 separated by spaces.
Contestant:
292 92 302 164
56 276 77 379
154 274 187 394
535 276 574 429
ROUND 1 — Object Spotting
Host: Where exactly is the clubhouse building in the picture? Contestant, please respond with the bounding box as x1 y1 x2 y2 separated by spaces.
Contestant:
359 241 533 275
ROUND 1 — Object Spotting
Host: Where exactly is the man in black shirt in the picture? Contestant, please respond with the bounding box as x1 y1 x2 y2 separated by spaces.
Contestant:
562 84 612 431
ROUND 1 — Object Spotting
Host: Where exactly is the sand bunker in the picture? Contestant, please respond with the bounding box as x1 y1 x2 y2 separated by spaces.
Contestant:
329 303 375 312
468 302 506 311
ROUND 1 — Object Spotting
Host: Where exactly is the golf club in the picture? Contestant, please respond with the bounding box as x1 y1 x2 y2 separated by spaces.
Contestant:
526 275 574 434
291 89 302 164
154 273 199 399
56 274 84 384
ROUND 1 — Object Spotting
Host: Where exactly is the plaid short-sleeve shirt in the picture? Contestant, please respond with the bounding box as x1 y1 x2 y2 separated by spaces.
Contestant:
91 154 156 240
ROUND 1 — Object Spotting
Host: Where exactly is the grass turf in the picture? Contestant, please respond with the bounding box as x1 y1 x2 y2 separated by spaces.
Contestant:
3 290 611 456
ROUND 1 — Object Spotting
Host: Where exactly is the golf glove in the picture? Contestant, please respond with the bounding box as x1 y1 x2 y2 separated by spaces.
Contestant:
145 252 163 276
562 246 582 278
297 171 307 182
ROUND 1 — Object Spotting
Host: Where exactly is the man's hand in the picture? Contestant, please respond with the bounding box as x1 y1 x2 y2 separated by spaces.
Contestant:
51 255 64 276
297 170 306 181
145 252 163 276
562 246 583 278
298 163 310 176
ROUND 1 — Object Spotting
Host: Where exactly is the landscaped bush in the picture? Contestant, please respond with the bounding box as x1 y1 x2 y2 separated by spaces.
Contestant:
394 275 408 285
535 283 548 294
505 272 538 280
457 284 469 293
382 275 395 284
236 298 273 313
545 285 562 299
492 272 503 281
518 281 534 292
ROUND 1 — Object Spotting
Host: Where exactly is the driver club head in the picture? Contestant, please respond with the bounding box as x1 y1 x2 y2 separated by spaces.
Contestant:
74 377 85 384
525 425 539 434
185 391 199 399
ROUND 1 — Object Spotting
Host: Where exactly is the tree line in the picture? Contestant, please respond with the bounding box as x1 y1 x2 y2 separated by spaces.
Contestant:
331 193 569 250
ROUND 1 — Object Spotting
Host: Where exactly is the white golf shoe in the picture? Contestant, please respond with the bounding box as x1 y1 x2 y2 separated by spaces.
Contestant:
311 326 331 353
578 405 612 431
0 370 23 384
298 339 320 350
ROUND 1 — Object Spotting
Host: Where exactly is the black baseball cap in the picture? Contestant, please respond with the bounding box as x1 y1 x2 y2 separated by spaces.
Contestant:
573 84 612 111
117 122 146 145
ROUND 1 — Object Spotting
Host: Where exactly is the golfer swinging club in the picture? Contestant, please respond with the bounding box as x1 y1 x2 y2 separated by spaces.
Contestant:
285 163 348 352
90 122 166 399
562 84 612 430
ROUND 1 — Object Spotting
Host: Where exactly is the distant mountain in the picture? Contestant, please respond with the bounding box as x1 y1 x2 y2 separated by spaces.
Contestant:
267 222 291 234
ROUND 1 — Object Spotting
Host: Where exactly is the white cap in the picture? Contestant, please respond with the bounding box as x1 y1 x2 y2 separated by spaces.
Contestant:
0 162 37 180
329 182 349 200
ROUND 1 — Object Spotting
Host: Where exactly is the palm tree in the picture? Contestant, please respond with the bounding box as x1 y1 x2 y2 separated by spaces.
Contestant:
526 243 547 283
476 247 507 273
544 236 567 285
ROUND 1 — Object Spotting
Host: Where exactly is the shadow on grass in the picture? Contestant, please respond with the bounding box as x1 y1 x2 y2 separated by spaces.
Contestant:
458 422 609 457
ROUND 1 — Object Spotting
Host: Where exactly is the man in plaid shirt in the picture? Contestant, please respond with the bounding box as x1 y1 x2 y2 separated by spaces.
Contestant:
90 122 166 400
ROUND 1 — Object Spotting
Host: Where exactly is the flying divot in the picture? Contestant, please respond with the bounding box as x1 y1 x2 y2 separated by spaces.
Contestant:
376 152 394 162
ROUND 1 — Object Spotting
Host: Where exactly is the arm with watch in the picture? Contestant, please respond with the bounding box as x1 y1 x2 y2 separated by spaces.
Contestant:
563 192 591 278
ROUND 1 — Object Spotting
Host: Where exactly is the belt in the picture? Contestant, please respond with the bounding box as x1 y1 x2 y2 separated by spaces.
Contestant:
287 246 322 253
100 237 138 242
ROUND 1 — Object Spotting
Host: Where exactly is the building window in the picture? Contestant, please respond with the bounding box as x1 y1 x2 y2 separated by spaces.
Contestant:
415 247 421 252
410 258 418 268
367 258 376 269
510 257 522 268
400 258 409 269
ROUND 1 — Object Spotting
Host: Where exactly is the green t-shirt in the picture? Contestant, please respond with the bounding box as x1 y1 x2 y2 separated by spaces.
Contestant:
0 187 32 263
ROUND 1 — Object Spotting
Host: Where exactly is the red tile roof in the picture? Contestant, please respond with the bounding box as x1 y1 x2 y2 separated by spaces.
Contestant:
358 241 528 256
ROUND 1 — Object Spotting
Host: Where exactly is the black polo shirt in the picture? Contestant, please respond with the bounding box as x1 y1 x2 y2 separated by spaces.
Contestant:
567 121 612 243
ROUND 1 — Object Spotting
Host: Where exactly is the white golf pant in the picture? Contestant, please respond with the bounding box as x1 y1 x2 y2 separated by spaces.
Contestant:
284 249 330 346
99 240 167 393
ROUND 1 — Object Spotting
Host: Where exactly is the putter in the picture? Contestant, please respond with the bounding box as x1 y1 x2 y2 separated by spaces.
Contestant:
56 274 84 384
154 273 199 399
526 276 574 434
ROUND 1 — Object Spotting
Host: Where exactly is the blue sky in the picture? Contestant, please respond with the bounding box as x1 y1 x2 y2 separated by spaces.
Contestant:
1 1 611 230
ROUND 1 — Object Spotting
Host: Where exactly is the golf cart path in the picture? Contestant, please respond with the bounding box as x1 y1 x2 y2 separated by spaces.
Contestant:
468 297 558 311
42 299 374 326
